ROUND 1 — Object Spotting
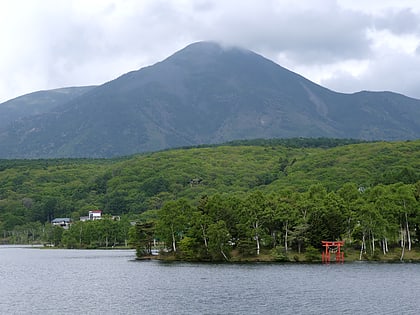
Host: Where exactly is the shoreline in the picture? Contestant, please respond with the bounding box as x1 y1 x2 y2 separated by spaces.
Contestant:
135 256 420 264
136 247 420 263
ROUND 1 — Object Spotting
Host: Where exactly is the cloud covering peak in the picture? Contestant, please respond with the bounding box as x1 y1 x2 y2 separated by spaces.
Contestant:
1 0 420 102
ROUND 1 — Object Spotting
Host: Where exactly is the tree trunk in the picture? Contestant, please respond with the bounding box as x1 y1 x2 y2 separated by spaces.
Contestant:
400 225 405 248
284 221 288 252
405 212 411 251
359 233 366 261
201 224 208 251
382 239 386 255
271 231 277 248
371 232 375 255
171 224 176 252
400 241 405 261
255 221 260 256
220 245 229 261
400 225 405 261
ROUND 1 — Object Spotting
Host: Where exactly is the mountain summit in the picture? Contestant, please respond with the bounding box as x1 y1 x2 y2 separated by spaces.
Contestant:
1 41 420 158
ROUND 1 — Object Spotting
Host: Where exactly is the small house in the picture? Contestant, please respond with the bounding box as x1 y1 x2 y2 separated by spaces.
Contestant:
51 218 72 229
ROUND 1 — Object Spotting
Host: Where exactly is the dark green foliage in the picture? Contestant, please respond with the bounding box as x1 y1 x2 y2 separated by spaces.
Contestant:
0 139 419 263
378 167 419 185
60 217 131 249
236 239 257 257
207 220 231 261
271 246 289 262
221 138 368 149
306 192 347 249
304 246 321 262
131 222 156 257
141 177 170 197
178 236 201 261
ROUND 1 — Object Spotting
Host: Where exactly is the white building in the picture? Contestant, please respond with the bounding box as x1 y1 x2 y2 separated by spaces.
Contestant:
89 210 102 220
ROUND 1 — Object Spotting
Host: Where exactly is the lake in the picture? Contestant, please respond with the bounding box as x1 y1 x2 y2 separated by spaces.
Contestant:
1 246 420 314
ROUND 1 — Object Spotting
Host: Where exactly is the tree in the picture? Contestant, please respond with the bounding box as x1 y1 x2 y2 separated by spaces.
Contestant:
280 191 307 252
131 222 155 257
240 191 269 255
156 199 192 253
337 182 362 244
207 220 231 261
385 183 418 260
307 191 346 249
43 224 63 246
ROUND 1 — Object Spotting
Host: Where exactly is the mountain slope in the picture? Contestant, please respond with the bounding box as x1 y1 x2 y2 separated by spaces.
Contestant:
0 86 95 130
0 41 419 158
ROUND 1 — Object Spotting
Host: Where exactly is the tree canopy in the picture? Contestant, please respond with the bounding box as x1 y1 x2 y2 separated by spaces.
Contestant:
0 138 419 261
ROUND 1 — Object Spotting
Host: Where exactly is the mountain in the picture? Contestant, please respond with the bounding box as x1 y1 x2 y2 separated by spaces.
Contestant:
0 86 95 130
0 41 420 158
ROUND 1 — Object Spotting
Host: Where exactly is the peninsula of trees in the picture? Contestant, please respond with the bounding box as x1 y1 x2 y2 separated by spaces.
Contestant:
0 138 419 262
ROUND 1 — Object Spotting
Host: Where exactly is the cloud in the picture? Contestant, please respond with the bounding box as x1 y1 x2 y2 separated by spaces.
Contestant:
374 8 420 35
1 0 420 102
321 49 420 99
186 0 372 64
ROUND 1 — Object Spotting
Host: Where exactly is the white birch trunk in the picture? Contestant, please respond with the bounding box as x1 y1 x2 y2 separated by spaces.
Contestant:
255 221 260 256
405 213 411 251
284 221 288 252
382 237 389 254
220 245 229 261
400 226 404 248
400 240 405 261
201 224 208 251
400 226 405 261
359 233 366 261
171 224 176 252
371 232 375 255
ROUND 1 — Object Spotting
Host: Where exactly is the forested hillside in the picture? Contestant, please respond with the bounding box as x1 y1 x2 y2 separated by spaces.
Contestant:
0 139 419 261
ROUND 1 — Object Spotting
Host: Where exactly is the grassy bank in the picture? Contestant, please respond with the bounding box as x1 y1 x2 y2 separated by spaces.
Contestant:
138 247 420 263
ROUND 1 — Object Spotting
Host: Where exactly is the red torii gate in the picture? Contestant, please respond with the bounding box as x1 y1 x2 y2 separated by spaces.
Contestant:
322 241 344 264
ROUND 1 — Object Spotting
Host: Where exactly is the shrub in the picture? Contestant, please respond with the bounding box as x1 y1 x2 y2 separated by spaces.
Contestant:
305 246 321 262
271 245 289 262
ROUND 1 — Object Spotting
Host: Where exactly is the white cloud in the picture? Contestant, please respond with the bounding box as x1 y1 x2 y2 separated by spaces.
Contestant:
1 0 420 102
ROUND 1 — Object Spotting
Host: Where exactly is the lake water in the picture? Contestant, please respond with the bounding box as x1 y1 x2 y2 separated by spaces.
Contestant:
1 246 420 314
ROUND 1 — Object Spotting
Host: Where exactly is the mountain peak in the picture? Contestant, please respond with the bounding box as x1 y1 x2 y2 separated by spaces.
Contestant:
162 40 253 66
1 42 420 158
177 40 243 53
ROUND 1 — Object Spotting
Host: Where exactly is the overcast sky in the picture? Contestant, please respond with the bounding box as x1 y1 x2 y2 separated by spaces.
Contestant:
1 0 420 103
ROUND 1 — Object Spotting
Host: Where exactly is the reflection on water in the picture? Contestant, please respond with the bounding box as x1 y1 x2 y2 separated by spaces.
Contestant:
1 246 420 314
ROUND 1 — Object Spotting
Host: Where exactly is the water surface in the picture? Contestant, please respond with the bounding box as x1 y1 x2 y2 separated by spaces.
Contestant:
1 246 419 314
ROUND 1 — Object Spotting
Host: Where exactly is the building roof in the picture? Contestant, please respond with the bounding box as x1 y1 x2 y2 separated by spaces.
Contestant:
51 218 71 223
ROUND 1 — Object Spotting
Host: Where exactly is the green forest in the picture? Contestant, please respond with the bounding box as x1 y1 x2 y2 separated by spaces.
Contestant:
1 138 419 262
